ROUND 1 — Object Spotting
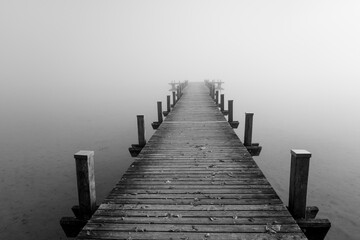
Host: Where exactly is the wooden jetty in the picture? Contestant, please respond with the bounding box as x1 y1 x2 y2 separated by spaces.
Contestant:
62 81 330 239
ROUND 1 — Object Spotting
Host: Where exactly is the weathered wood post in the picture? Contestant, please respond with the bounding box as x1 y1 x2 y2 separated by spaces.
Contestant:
227 100 239 128
212 84 215 99
163 95 171 116
74 151 96 220
215 90 219 105
220 94 228 115
288 149 311 219
152 101 162 129
220 94 225 111
128 115 146 157
60 151 97 237
137 115 146 147
157 101 163 123
176 86 180 102
228 100 233 122
244 113 254 146
172 91 176 107
288 150 331 240
243 113 262 156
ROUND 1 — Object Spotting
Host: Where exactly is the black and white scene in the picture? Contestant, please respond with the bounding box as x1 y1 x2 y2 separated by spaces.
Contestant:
0 1 359 239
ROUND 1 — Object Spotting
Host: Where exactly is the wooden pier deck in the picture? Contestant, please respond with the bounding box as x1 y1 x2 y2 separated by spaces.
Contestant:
76 82 307 239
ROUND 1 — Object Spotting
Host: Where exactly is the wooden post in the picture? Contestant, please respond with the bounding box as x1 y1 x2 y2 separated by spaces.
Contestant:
220 94 224 111
167 95 171 112
212 84 215 99
289 149 311 219
137 115 146 147
157 101 163 123
172 91 176 107
244 113 254 146
74 151 96 220
228 100 233 122
176 87 180 102
215 90 219 105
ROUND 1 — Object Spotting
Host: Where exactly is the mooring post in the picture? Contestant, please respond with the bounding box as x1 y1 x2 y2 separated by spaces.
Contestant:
157 101 163 123
163 95 171 116
215 90 219 105
128 115 146 157
152 102 163 129
137 115 146 147
176 86 180 102
227 100 239 128
289 149 311 219
220 94 224 111
244 113 254 146
74 151 96 220
228 100 233 122
212 84 216 99
60 151 96 237
172 91 176 107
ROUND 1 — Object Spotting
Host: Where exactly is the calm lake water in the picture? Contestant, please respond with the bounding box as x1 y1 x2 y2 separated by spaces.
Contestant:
0 80 359 239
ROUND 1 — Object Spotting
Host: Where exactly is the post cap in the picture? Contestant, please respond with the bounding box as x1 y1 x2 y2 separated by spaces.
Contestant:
291 149 311 158
74 151 94 160
245 112 254 115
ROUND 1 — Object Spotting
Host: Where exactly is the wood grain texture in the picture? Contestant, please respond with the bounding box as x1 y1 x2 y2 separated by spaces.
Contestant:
76 82 307 239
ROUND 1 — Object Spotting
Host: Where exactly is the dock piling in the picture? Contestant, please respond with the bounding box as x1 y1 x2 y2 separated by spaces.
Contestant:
228 100 239 128
243 113 262 156
288 150 331 240
74 151 96 220
60 151 97 237
163 95 171 116
215 90 219 105
151 101 163 129
172 91 176 107
137 115 146 147
288 149 311 219
176 87 180 103
244 113 253 146
128 115 146 157
220 94 228 115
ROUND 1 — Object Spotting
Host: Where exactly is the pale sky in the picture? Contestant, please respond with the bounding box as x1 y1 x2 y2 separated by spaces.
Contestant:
1 0 359 86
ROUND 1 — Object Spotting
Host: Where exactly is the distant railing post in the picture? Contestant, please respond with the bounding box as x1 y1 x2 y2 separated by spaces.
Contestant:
215 90 219 105
288 150 311 219
228 100 233 122
137 115 146 147
74 151 96 220
244 113 254 146
172 91 176 107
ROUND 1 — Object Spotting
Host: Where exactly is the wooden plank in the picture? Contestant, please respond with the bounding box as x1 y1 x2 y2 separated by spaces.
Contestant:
77 232 307 240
